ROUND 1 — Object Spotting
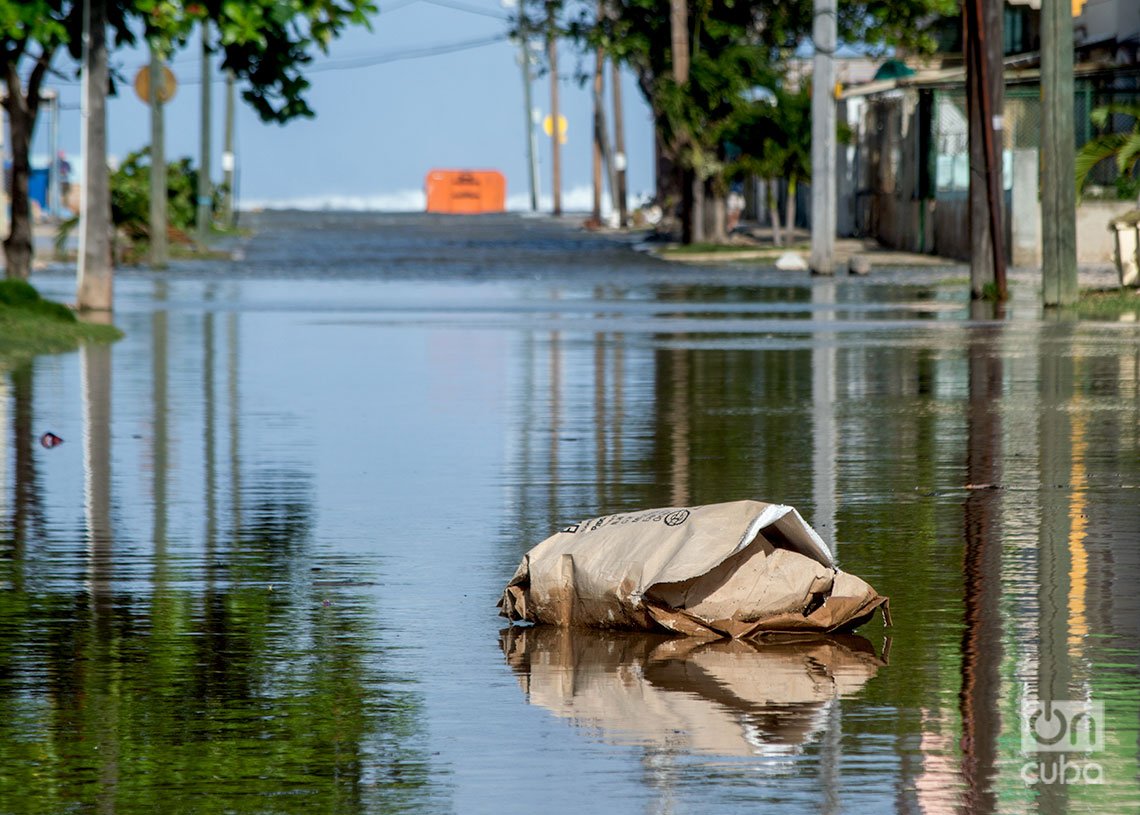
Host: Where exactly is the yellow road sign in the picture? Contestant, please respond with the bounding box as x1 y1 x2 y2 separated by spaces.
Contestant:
134 64 177 105
542 114 568 144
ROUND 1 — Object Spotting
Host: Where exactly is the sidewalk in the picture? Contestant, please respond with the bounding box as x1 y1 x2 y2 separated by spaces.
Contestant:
647 221 1122 288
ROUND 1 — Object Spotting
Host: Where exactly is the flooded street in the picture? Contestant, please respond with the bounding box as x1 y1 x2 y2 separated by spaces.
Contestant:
4 212 1139 813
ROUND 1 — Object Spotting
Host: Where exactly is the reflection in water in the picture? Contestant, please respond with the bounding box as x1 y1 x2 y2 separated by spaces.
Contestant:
6 214 1140 812
959 327 1004 815
0 319 438 813
501 626 885 757
1036 323 1078 815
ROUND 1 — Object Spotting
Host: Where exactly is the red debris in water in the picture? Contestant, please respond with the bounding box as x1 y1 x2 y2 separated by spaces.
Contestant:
40 432 63 449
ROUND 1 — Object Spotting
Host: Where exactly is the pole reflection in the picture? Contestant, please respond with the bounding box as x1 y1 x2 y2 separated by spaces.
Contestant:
959 325 1004 815
1035 321 1077 815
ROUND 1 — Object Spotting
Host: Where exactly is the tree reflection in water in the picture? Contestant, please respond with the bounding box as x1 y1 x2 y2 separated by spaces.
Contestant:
0 352 438 813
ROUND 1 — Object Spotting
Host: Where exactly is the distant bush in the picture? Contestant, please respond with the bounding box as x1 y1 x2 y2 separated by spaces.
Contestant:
56 147 223 263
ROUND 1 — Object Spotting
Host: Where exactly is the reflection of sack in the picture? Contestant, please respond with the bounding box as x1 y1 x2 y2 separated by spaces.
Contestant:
499 501 889 637
501 626 887 756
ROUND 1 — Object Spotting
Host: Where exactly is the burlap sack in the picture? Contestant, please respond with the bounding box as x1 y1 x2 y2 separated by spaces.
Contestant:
499 500 889 637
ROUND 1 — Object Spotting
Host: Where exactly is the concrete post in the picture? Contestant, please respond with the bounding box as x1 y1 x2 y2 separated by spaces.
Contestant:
1010 149 1041 267
810 0 837 273
77 0 113 311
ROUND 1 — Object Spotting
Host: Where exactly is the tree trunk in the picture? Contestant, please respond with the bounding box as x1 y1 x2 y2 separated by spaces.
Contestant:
3 104 35 280
785 178 798 244
768 181 783 246
689 171 705 243
2 56 50 280
704 179 725 243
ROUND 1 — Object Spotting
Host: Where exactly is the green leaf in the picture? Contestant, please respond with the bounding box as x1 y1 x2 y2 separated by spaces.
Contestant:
1075 133 1127 197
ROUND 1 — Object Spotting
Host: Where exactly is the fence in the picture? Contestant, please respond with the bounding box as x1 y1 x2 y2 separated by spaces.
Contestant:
931 69 1140 196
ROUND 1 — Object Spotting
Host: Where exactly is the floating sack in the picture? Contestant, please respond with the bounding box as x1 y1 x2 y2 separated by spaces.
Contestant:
498 500 890 637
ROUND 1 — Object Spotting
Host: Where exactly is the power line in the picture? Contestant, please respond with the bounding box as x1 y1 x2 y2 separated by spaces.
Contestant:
38 32 509 87
417 0 508 20
306 33 508 72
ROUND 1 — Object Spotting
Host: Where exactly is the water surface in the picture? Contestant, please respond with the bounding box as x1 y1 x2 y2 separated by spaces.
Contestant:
3 212 1138 813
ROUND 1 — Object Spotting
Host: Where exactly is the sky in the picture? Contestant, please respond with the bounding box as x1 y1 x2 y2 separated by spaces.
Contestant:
32 0 658 212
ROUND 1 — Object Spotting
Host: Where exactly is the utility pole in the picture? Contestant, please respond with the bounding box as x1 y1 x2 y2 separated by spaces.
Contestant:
77 0 112 311
591 31 618 223
48 93 61 218
221 70 236 229
1041 0 1078 305
964 0 1006 300
197 21 212 247
809 0 837 274
149 44 168 268
518 18 540 211
547 1 562 216
610 60 628 227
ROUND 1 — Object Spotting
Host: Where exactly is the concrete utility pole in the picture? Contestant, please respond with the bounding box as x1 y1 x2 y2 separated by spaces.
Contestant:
48 93 61 218
77 0 113 311
149 45 168 268
1041 0 1078 305
197 22 212 247
547 1 562 216
221 70 236 229
810 0 837 274
610 60 628 226
517 18 540 212
964 0 1006 299
592 31 618 223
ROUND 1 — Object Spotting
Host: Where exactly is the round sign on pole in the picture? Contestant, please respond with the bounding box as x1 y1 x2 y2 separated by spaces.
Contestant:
134 65 177 104
542 114 568 144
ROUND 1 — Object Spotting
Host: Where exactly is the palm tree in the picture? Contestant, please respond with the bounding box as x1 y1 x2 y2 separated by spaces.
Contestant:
1075 102 1140 203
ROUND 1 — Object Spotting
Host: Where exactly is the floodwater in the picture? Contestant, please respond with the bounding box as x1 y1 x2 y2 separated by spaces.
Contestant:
3 212 1139 814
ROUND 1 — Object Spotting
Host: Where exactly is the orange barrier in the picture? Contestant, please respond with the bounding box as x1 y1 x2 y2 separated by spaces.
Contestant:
424 169 506 214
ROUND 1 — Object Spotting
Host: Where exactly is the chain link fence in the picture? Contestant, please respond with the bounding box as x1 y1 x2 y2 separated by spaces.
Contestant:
931 69 1140 196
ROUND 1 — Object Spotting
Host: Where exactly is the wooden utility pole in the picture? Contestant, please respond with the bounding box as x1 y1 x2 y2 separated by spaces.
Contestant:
964 0 1006 299
149 45 168 268
809 0 837 274
197 22 212 246
610 60 628 226
547 1 562 216
1041 0 1078 305
77 0 113 311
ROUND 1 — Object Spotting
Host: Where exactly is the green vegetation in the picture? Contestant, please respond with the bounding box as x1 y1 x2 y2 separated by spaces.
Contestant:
660 241 802 255
0 280 122 363
1074 286 1140 318
2 0 378 280
56 148 231 263
1076 103 1140 202
553 0 956 242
